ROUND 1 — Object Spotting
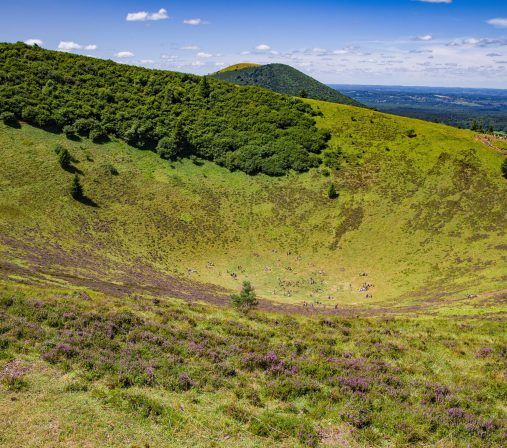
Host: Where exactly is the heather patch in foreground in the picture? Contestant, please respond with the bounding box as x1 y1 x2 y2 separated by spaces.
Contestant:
0 291 505 447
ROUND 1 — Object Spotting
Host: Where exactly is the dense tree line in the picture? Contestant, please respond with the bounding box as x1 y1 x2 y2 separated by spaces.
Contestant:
0 43 330 175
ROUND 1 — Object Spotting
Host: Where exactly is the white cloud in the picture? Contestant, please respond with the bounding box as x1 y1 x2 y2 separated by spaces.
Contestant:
333 47 356 55
58 41 82 50
183 18 208 26
488 18 507 28
140 59 154 64
181 45 200 50
126 8 169 22
415 34 433 41
255 44 271 51
25 38 43 46
116 51 134 58
58 41 97 51
191 61 205 67
416 0 452 3
447 37 507 47
197 52 212 58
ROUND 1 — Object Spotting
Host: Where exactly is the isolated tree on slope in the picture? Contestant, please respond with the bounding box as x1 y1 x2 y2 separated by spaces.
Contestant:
231 281 258 313
71 175 83 201
57 147 72 170
327 183 339 199
1 111 18 127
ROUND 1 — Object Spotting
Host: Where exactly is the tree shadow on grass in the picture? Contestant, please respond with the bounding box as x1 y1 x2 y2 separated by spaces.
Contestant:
75 195 99 208
4 121 21 129
64 164 83 175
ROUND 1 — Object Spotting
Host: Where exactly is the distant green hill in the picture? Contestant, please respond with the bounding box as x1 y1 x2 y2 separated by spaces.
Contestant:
212 63 362 106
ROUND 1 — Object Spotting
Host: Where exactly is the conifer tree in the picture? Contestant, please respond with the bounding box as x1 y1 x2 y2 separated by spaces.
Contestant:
71 174 83 200
231 281 258 313
58 147 71 170
327 183 338 199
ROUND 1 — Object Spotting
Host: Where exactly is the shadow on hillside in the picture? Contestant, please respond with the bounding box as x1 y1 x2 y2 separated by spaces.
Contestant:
79 196 99 208
64 165 83 175
4 121 21 129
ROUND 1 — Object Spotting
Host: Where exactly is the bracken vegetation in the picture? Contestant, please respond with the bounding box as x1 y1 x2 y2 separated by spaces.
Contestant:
0 42 330 175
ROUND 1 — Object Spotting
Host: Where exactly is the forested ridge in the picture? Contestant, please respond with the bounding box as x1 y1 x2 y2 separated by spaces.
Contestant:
0 42 330 175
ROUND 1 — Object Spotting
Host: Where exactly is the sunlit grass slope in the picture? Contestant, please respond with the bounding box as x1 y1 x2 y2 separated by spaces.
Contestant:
217 63 261 73
0 99 506 310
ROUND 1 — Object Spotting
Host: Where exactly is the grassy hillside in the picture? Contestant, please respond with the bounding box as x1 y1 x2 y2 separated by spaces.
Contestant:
213 63 362 107
218 63 261 72
1 101 505 311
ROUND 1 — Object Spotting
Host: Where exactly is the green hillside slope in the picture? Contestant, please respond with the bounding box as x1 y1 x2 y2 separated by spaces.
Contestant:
1 101 505 311
213 63 362 106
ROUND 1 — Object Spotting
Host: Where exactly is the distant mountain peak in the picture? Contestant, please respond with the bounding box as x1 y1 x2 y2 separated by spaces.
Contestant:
212 63 363 107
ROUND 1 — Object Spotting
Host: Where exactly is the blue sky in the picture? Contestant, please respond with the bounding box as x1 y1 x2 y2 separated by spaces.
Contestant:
2 0 507 87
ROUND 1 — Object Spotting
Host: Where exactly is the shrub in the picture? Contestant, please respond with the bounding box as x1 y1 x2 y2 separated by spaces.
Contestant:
89 125 108 143
73 118 97 137
103 164 119 176
327 183 338 199
1 111 18 127
323 146 343 170
157 136 180 160
63 124 78 140
178 373 194 391
57 147 71 170
502 159 507 179
406 128 417 138
1 360 29 391
231 281 258 313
